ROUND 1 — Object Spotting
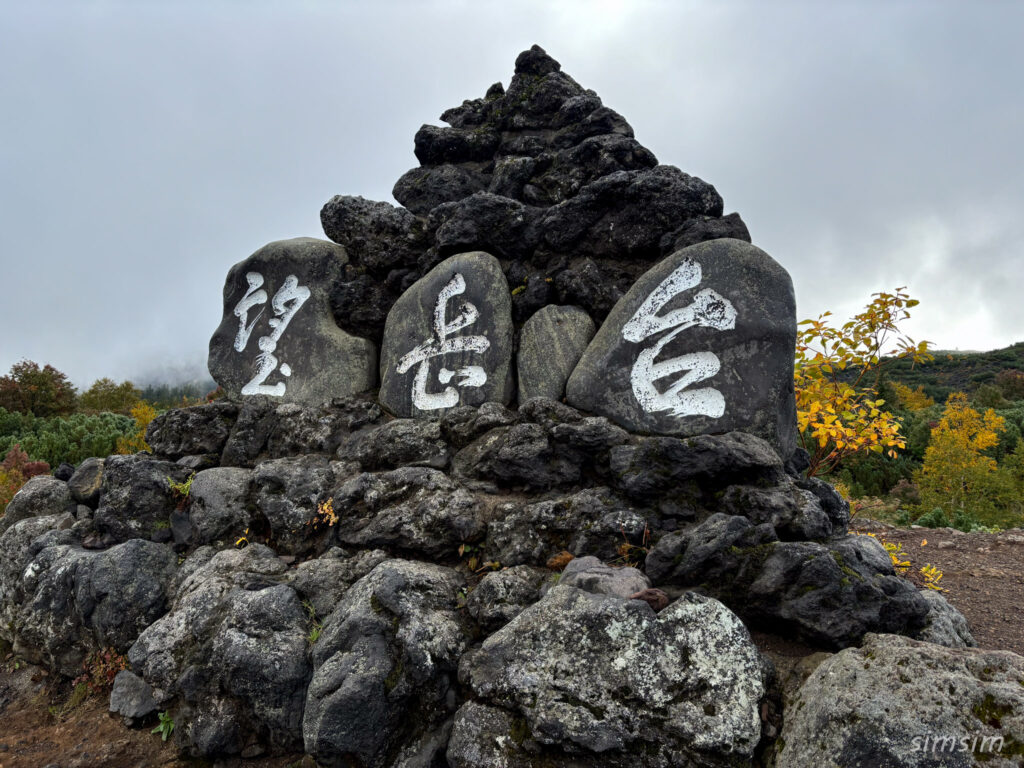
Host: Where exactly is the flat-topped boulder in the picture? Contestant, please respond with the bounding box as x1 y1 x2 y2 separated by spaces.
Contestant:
567 238 798 456
208 238 377 405
379 251 513 417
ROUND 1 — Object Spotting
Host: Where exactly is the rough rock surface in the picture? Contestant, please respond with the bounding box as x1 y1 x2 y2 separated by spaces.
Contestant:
303 559 468 767
5 535 176 676
557 554 650 598
645 513 930 648
320 45 749 348
917 587 976 648
0 475 73 533
208 238 377 405
145 401 239 460
129 545 308 756
184 467 253 547
93 455 194 544
567 239 797 456
379 251 514 417
776 633 1024 768
455 586 766 766
517 304 595 401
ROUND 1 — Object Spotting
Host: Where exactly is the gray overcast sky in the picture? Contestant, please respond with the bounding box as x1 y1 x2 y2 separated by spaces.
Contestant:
1 0 1022 388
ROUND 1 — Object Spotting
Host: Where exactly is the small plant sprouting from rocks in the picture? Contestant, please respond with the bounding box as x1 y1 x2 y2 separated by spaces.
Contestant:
920 562 946 592
167 472 195 510
546 550 575 571
152 710 175 741
458 543 499 573
235 527 250 548
303 600 323 645
612 523 651 568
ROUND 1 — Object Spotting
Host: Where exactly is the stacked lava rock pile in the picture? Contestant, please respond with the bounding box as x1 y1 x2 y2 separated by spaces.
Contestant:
3 46 1021 768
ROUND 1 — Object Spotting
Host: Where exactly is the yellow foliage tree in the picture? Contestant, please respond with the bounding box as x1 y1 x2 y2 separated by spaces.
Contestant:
116 401 157 454
891 382 935 411
916 392 1006 522
795 287 931 476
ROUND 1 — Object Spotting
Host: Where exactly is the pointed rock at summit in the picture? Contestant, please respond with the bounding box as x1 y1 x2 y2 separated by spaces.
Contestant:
319 45 752 341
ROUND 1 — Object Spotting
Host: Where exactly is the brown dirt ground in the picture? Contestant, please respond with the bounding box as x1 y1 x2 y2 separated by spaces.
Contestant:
2 521 1022 768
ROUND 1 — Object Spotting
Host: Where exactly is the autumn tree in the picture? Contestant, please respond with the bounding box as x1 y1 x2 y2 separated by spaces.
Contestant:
79 377 142 414
995 370 1024 401
891 381 935 411
0 360 77 417
116 401 157 454
915 393 1008 525
795 288 932 477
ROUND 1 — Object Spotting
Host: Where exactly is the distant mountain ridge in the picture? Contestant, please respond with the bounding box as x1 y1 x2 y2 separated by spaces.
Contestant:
884 341 1024 400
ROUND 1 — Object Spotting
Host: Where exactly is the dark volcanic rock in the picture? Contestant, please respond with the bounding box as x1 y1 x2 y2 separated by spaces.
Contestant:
146 401 239 461
568 239 798 456
208 238 377 406
379 251 513 417
4 535 176 676
320 195 424 275
129 545 308 756
68 457 105 508
331 467 484 559
316 44 753 332
392 165 489 217
94 455 194 544
345 418 450 470
302 559 468 767
645 514 930 648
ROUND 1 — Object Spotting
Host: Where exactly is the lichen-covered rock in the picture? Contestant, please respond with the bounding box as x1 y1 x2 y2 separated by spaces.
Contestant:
379 251 513 417
646 514 931 648
6 537 175 676
485 487 648 566
517 304 595 402
567 239 797 456
331 467 484 559
93 455 194 544
208 238 377 406
284 548 389 620
129 545 307 756
456 586 766 766
146 401 239 461
720 483 832 541
0 475 73 533
320 195 424 277
464 565 546 632
303 559 468 767
914 588 976 648
776 633 1024 768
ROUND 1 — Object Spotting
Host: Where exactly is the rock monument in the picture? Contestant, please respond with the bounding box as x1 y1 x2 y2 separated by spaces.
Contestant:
2 45 1018 768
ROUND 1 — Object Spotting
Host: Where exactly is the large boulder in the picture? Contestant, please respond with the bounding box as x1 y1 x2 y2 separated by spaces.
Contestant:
331 467 485 559
453 586 766 767
6 536 176 676
646 514 930 648
93 455 194 544
303 559 468 767
776 633 1024 768
128 545 308 756
379 251 513 417
567 239 797 456
208 238 377 405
